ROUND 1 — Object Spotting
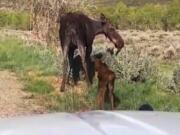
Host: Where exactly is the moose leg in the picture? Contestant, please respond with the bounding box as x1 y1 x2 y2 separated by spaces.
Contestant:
60 45 69 92
108 80 115 110
77 43 90 86
72 56 81 85
67 67 71 85
86 46 94 84
67 48 75 85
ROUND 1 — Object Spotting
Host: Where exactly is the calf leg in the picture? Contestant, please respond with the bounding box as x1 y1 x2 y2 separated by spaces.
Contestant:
97 81 106 110
108 80 115 110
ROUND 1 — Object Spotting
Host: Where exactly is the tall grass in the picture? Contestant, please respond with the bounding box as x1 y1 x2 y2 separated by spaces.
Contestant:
115 80 180 111
0 11 31 30
0 38 59 75
24 80 54 94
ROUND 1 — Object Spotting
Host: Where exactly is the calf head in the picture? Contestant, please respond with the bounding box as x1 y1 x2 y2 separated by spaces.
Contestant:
100 13 124 55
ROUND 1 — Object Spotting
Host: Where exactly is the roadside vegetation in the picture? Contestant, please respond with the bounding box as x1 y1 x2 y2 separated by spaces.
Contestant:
0 11 31 30
0 37 96 112
98 0 180 30
0 36 179 112
0 37 58 97
0 0 179 113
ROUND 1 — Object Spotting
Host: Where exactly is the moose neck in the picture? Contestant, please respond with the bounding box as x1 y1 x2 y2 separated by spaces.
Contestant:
92 20 104 36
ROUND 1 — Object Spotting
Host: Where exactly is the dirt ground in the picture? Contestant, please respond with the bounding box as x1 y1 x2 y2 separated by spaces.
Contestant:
0 71 46 118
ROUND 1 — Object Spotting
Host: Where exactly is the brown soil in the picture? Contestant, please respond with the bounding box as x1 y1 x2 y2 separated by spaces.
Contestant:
0 70 46 118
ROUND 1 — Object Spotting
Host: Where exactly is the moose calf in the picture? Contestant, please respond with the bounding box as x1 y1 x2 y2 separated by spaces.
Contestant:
93 53 117 110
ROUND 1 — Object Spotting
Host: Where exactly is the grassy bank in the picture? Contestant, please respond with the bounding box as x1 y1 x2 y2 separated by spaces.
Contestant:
0 38 59 75
0 37 59 97
0 11 31 30
0 37 179 112
0 37 96 112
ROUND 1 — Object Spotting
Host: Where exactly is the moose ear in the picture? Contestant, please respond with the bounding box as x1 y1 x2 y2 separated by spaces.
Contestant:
100 13 107 24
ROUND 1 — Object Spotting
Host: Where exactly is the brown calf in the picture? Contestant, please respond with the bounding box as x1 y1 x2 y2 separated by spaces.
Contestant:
93 56 116 110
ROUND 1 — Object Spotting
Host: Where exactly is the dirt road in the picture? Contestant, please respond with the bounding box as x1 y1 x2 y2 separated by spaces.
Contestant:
0 71 46 118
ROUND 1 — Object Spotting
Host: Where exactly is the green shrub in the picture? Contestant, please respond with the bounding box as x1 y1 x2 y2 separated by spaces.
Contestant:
111 46 158 83
97 0 180 30
165 0 180 30
137 4 166 29
0 11 31 30
159 65 180 94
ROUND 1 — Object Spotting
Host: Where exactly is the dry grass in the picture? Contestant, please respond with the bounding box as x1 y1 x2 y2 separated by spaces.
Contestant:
94 30 180 61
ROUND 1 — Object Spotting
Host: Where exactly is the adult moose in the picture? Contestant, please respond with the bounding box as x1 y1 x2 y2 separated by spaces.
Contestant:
59 12 124 92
